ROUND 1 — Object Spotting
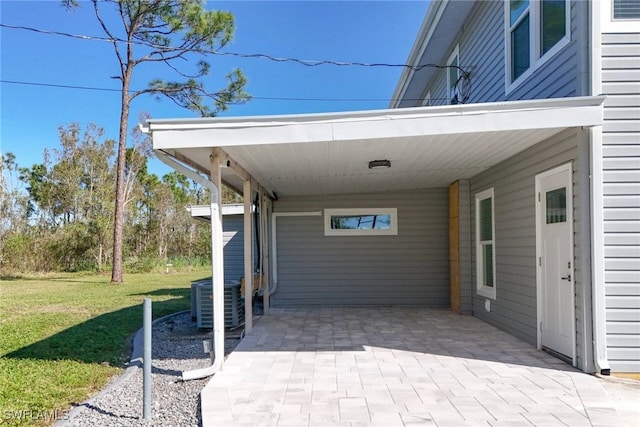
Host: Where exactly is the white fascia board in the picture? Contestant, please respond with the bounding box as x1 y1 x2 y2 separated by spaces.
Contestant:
148 96 604 131
222 204 246 215
150 96 605 150
333 100 604 141
189 204 247 218
189 205 211 218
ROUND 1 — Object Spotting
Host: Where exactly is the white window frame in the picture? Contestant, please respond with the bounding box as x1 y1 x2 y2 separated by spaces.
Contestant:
324 208 398 236
447 45 460 104
475 188 496 299
505 0 571 93
601 0 640 32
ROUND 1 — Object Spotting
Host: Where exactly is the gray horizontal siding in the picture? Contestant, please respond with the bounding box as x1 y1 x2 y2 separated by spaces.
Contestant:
421 0 582 106
271 190 449 307
607 321 640 333
470 129 580 347
222 215 245 283
423 0 504 106
464 2 504 104
602 31 640 373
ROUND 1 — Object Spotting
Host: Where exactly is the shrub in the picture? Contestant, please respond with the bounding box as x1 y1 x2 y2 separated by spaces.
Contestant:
123 256 156 273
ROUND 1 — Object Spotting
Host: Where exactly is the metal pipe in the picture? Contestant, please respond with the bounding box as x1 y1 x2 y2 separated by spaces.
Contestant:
590 125 611 375
143 298 152 421
154 150 225 381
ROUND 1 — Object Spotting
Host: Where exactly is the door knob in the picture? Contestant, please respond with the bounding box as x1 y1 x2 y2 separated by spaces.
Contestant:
561 274 572 281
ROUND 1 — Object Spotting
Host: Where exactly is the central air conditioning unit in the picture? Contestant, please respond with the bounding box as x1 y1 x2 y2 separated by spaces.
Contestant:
192 278 243 329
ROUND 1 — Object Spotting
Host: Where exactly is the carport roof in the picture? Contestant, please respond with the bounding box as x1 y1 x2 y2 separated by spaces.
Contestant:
144 96 605 197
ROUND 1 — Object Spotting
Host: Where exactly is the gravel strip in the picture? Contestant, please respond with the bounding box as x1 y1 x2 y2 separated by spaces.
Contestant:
61 312 241 427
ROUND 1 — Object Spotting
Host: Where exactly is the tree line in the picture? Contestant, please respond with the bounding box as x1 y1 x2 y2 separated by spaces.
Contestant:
1 122 240 274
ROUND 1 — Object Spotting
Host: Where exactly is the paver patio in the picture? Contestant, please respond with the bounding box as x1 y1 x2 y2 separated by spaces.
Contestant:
201 307 624 427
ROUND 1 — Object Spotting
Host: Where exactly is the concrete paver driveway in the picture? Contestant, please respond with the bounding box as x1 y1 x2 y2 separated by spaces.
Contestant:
201 308 625 427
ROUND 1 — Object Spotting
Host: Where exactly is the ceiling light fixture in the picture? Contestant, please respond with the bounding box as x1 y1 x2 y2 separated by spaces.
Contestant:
368 159 391 169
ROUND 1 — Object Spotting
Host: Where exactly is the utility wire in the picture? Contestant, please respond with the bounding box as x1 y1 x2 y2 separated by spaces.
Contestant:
0 22 472 103
1 79 120 93
0 79 455 103
0 22 463 73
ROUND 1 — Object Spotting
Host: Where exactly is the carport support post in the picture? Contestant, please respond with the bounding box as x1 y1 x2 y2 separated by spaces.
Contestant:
243 179 253 333
143 298 151 421
210 153 225 368
261 192 270 314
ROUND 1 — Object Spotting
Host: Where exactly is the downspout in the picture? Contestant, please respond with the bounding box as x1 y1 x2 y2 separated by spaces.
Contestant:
155 149 225 380
578 129 596 373
254 194 261 274
590 126 610 375
270 211 322 295
261 194 271 313
589 0 611 375
575 0 596 373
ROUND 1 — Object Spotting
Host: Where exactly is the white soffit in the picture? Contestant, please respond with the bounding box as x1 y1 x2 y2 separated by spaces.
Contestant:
148 96 605 197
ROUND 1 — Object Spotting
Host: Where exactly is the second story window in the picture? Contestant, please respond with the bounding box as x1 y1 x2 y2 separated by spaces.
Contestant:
541 0 567 54
509 0 530 81
506 0 570 88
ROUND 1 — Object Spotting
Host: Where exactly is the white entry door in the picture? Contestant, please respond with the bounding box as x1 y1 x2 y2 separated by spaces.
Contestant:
536 164 575 360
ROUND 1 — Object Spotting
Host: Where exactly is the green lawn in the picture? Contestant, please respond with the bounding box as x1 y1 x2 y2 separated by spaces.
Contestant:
0 270 210 426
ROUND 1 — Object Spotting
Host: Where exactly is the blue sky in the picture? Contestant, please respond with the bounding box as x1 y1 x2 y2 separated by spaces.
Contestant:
1 0 429 177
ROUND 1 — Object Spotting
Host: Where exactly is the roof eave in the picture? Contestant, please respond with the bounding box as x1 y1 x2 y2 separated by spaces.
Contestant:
389 0 447 109
148 96 606 148
147 96 605 198
389 0 477 109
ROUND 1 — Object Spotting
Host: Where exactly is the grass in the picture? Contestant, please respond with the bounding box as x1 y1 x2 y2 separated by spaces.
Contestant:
0 269 211 427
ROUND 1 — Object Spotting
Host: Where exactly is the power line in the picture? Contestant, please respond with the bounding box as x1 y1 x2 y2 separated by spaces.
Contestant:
0 22 472 103
0 79 454 103
2 79 121 93
0 22 461 73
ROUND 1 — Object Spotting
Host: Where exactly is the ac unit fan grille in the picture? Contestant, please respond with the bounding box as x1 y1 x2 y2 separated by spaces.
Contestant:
193 279 244 329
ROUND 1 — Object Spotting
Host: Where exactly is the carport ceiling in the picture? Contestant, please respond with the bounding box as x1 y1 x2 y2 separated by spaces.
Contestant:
147 96 605 197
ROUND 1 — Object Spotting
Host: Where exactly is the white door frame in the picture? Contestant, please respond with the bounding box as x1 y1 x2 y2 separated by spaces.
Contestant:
535 162 576 366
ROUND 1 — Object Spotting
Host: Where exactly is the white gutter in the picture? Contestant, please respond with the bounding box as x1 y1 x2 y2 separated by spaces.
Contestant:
589 0 610 375
147 96 605 130
155 150 226 381
269 211 322 295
